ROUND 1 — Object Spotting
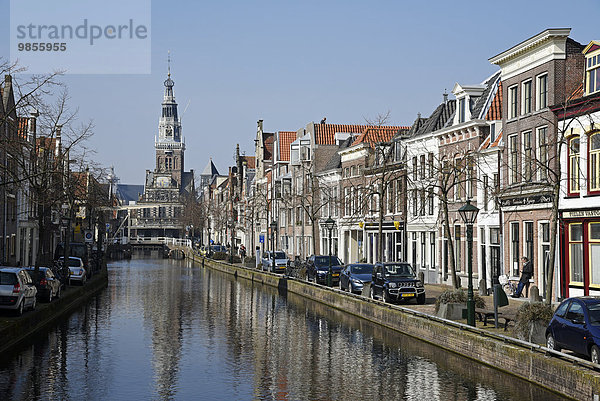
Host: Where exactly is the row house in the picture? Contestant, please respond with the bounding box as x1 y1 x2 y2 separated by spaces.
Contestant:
554 40 600 298
490 28 585 300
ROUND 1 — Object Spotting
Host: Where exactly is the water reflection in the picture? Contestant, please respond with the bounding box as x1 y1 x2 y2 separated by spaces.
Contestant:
0 257 567 400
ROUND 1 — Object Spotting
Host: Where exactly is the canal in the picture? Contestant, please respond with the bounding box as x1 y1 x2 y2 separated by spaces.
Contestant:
0 257 566 400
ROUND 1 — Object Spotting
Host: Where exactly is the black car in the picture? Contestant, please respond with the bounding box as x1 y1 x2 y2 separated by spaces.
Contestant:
306 255 343 286
340 263 374 294
370 262 425 304
24 267 62 302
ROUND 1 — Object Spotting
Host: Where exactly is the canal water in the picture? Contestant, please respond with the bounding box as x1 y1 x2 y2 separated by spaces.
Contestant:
0 257 566 400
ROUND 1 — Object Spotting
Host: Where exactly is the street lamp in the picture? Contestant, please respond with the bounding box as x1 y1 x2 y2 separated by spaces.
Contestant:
324 216 335 287
458 199 479 327
270 221 278 272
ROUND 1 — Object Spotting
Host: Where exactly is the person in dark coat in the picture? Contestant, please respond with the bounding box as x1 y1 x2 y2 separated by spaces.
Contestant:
513 256 533 298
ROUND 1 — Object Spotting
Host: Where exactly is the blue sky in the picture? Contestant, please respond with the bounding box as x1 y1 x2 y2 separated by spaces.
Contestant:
1 0 598 183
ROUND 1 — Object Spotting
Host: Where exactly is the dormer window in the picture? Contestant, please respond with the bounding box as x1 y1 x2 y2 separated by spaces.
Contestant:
459 98 466 123
584 41 600 96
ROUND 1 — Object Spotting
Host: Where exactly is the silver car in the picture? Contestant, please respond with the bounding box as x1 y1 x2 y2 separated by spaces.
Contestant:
261 251 289 273
59 256 87 285
0 267 38 315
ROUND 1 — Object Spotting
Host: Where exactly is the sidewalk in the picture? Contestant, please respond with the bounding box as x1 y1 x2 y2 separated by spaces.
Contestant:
406 283 535 338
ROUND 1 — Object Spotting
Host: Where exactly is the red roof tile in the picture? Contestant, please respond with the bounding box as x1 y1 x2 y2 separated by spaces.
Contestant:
278 131 296 162
17 117 28 139
350 126 408 147
486 81 502 121
314 123 408 145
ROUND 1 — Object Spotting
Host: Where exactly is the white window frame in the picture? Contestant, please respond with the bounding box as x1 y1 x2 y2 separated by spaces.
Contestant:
537 126 548 181
521 79 532 115
536 73 548 110
508 85 518 119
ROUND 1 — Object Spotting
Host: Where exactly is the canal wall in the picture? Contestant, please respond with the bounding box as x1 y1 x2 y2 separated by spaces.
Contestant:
0 269 108 356
193 254 600 400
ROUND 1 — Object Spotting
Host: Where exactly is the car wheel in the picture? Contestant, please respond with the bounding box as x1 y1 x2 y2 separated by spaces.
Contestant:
546 334 560 352
383 290 390 304
16 300 24 316
417 293 426 305
30 297 36 311
370 286 375 300
592 345 600 364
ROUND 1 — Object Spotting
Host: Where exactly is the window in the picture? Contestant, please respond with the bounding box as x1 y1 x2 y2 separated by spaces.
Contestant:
388 181 395 213
421 232 426 269
459 98 466 123
522 80 532 115
420 154 426 179
509 135 519 184
428 153 434 178
455 225 462 272
508 85 518 119
537 127 548 181
525 221 534 261
511 222 520 276
412 190 417 216
590 223 600 286
493 173 499 210
419 189 425 216
455 157 464 200
350 166 355 177
490 123 496 143
344 188 350 216
587 54 600 95
590 132 600 192
428 188 434 215
467 156 475 198
523 131 533 181
412 157 418 180
395 179 402 213
483 175 489 212
537 74 548 110
569 136 580 194
570 223 583 284
430 232 436 269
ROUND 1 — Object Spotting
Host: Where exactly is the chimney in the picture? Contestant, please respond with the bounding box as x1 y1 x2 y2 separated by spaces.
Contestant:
443 91 448 103
417 112 421 120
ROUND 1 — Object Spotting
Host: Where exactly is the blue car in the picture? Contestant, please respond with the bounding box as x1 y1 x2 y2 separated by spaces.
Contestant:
546 296 600 363
339 263 374 294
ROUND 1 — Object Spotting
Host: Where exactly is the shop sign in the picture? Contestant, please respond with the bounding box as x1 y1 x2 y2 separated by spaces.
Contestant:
563 210 600 218
500 194 553 207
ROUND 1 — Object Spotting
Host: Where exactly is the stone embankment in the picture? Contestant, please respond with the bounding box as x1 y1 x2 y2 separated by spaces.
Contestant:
188 251 600 401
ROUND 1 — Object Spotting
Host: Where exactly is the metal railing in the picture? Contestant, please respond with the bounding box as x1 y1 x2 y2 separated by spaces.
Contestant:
129 236 191 247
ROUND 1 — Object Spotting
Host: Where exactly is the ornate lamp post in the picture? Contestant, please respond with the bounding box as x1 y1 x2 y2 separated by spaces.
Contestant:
324 216 335 287
270 220 277 272
458 199 479 327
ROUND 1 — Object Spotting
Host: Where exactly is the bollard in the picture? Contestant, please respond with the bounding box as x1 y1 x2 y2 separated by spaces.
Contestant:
529 285 541 302
202 257 205 268
479 279 487 296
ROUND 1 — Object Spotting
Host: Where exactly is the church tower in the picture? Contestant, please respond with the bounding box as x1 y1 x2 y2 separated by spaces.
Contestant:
155 58 185 187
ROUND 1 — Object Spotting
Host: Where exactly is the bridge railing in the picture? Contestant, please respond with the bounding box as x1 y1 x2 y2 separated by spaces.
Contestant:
129 236 192 248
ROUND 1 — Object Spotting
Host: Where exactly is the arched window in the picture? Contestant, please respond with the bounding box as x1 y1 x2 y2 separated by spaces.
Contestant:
590 132 600 192
569 136 580 194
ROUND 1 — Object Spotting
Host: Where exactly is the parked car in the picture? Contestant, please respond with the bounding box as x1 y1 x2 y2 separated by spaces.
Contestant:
546 296 600 363
24 267 62 302
55 242 89 277
340 263 374 294
0 267 38 315
261 251 289 273
370 262 425 304
59 256 87 285
306 255 343 286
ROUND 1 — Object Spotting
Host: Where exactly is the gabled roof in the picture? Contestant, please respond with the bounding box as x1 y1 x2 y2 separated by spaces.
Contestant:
351 126 407 146
314 124 370 145
471 71 502 120
486 81 503 121
416 100 456 135
277 131 296 162
479 130 503 151
202 159 219 176
115 184 144 203
583 40 600 55
263 132 274 161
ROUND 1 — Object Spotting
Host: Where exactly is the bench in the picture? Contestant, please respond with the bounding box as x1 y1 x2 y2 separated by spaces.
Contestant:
475 308 514 331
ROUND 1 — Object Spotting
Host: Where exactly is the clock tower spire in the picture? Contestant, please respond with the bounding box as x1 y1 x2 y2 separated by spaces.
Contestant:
155 52 184 185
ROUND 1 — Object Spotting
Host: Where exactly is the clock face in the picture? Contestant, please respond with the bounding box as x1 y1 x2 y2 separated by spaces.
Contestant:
166 127 172 136
157 176 170 188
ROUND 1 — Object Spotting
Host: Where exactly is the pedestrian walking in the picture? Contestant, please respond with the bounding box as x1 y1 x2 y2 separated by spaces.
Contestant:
512 256 533 298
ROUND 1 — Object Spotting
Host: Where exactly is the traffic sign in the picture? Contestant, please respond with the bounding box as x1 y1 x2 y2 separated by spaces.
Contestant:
84 230 93 243
259 234 265 243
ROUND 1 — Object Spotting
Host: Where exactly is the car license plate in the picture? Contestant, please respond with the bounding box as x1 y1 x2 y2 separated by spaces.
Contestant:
333 273 339 277
401 293 414 297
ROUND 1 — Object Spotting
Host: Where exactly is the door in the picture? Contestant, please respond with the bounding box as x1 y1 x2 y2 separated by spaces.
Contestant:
490 246 501 285
563 301 587 355
542 245 550 299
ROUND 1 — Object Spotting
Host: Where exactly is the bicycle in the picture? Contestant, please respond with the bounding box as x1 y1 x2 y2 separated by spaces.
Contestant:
498 274 517 296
